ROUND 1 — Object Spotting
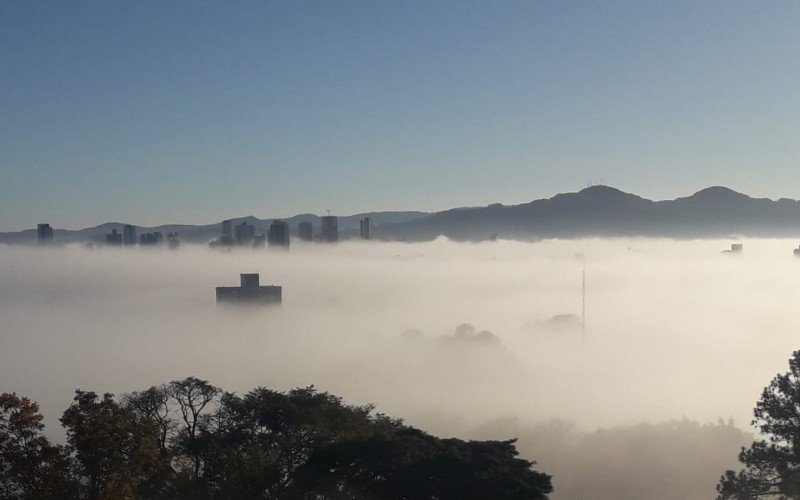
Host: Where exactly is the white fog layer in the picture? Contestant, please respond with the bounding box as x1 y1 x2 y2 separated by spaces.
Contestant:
2 238 796 499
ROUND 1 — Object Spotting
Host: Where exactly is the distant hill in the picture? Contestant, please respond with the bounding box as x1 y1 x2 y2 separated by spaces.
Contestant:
6 186 800 244
372 186 800 241
0 211 429 244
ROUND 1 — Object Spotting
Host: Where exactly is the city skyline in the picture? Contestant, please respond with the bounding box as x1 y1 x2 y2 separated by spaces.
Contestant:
3 1 800 231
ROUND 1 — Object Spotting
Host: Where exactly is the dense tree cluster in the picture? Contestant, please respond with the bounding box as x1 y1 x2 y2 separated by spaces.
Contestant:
718 350 800 499
0 378 551 499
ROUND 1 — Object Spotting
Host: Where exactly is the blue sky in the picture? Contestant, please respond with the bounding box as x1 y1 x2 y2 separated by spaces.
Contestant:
2 1 800 230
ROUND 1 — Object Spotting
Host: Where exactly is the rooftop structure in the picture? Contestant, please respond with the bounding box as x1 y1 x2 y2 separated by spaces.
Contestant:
216 273 282 305
37 223 53 245
722 243 743 254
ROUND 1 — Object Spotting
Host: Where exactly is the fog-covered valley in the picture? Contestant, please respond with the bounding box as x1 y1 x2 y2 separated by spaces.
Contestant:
2 238 797 499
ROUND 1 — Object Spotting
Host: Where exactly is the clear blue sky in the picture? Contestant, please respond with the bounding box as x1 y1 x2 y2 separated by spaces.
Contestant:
2 1 800 231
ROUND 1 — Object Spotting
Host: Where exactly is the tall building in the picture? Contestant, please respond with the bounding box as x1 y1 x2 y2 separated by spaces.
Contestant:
123 225 136 246
37 223 54 245
106 228 123 246
216 273 282 305
319 215 338 242
221 220 233 245
298 221 313 242
167 232 180 249
360 217 370 240
268 220 290 248
234 221 255 246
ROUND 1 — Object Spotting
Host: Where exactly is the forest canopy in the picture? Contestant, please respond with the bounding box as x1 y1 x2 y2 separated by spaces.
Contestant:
0 377 552 499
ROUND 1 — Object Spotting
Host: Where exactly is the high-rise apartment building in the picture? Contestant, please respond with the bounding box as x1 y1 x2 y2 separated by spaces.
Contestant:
37 223 54 244
268 220 290 248
106 228 123 246
235 221 255 246
360 217 370 240
298 221 313 242
319 215 338 242
123 224 136 246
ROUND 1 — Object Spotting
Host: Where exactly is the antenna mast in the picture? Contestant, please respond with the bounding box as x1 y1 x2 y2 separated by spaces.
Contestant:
582 260 586 337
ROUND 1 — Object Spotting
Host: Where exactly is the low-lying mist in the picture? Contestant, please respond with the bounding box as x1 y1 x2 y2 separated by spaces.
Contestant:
2 237 797 499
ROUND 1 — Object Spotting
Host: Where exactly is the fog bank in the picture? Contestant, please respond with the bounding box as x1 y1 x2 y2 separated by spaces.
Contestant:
2 237 797 498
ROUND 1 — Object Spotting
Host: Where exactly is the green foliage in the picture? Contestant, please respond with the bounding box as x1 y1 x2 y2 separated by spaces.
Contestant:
297 428 551 499
0 393 74 499
60 390 166 499
2 379 552 499
718 350 800 499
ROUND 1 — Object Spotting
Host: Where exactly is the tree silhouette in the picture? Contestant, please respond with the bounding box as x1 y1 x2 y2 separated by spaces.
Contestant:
718 349 800 499
123 385 174 454
1 379 552 499
0 393 73 499
167 377 220 479
60 391 165 499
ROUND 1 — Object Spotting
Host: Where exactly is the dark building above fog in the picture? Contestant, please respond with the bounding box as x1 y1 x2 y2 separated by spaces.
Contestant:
235 221 255 246
319 215 338 242
268 220 290 248
37 223 53 244
216 273 282 305
298 221 313 242
167 232 180 249
220 219 234 245
123 225 136 246
106 228 122 246
360 217 370 240
140 232 164 245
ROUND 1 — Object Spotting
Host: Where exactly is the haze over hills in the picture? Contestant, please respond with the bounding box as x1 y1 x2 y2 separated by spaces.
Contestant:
374 185 800 241
6 186 800 244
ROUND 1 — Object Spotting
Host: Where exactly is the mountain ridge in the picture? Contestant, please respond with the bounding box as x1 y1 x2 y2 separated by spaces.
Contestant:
372 185 800 241
5 186 800 244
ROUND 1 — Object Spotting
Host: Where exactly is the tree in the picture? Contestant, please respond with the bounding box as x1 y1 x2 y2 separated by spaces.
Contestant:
296 427 552 499
168 377 220 479
123 385 174 454
192 386 380 498
718 349 800 499
60 390 165 499
0 393 74 499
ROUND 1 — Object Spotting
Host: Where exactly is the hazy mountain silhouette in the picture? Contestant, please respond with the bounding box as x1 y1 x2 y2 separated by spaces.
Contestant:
373 186 800 241
6 186 800 244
